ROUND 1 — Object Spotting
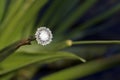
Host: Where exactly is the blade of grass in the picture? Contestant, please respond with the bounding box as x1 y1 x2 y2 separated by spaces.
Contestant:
72 40 120 45
19 40 120 55
13 0 48 39
0 0 48 49
0 0 6 23
55 0 97 36
0 0 24 30
17 40 73 54
0 0 35 49
70 4 120 38
0 51 83 75
41 53 120 80
21 18 36 38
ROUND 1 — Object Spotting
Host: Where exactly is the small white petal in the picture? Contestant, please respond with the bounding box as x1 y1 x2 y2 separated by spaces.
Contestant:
35 27 53 45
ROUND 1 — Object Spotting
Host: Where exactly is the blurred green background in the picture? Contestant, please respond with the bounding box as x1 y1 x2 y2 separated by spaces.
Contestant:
0 0 120 80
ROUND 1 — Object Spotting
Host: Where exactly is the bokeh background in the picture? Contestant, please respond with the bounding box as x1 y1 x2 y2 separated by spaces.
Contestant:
0 0 120 80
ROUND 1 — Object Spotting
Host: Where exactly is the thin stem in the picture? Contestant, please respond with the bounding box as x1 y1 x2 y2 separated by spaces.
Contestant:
18 36 36 47
0 36 36 62
72 40 120 45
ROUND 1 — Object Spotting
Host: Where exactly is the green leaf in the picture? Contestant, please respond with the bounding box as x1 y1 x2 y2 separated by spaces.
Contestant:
0 36 36 62
0 0 6 23
0 41 20 62
41 53 120 80
17 40 72 54
0 0 48 49
0 0 34 48
21 18 36 38
0 0 24 29
0 51 83 75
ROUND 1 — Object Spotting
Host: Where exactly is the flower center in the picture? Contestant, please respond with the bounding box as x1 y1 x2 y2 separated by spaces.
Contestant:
39 30 49 41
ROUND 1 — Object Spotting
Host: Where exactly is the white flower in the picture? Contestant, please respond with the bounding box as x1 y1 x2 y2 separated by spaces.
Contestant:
35 27 53 45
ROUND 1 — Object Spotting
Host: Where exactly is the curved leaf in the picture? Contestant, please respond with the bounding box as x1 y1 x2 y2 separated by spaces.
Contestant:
41 54 120 80
0 51 83 75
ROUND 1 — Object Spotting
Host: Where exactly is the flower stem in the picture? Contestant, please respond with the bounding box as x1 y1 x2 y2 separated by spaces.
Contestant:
72 40 120 45
0 36 36 62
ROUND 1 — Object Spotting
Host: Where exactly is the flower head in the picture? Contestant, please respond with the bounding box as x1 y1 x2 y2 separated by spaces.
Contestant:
35 27 53 45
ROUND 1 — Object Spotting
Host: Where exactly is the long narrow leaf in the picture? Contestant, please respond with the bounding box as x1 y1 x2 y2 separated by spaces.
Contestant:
0 0 24 30
0 0 6 23
0 0 35 49
0 51 82 75
41 54 120 80
0 0 48 49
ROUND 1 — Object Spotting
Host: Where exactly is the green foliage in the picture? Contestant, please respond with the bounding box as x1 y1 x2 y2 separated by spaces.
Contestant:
0 0 6 23
42 54 120 80
0 0 120 80
0 51 82 75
